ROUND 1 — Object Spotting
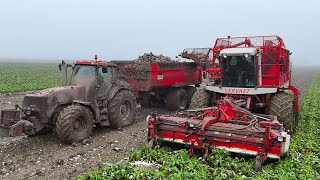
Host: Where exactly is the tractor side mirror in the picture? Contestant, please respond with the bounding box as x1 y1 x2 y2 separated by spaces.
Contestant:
102 67 108 73
58 60 69 86
58 60 66 71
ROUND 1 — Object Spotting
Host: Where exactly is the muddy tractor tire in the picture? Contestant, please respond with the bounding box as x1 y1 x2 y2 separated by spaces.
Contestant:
189 88 211 109
186 87 197 105
165 88 188 111
108 90 136 128
269 92 296 133
56 105 94 143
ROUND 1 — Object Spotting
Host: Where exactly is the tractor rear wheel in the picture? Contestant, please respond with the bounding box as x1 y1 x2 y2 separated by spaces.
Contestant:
189 88 211 109
108 90 136 128
56 105 94 143
269 92 296 133
165 88 188 111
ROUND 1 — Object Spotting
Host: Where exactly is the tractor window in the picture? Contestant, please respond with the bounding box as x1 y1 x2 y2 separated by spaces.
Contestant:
97 67 108 77
73 65 96 78
222 55 256 87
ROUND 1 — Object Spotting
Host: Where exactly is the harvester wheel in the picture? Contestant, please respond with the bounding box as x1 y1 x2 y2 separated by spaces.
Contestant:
269 92 296 133
186 87 197 105
56 105 93 143
108 90 136 128
189 88 210 109
165 88 188 111
254 156 263 171
148 140 155 149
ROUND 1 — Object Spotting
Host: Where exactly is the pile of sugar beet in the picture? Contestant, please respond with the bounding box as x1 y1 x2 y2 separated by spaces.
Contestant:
134 52 176 63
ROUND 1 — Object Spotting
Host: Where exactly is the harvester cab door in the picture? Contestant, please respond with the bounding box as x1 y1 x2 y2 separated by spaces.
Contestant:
256 51 262 87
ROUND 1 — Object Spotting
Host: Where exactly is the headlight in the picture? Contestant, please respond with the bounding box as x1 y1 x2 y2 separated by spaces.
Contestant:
277 136 284 142
146 115 152 124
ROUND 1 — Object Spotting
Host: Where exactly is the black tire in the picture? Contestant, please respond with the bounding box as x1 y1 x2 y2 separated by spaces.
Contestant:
186 87 197 105
108 90 136 128
189 88 211 109
56 105 94 143
269 92 296 133
254 156 263 171
148 140 155 149
165 88 188 111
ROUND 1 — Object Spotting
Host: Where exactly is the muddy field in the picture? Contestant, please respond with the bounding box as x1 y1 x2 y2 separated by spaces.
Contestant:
0 66 319 179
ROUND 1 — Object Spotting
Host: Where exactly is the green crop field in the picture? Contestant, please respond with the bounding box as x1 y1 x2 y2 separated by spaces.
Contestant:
0 63 63 93
78 76 320 179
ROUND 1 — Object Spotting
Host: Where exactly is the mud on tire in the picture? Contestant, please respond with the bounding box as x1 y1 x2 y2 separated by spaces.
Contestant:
186 87 197 105
108 90 136 128
56 105 94 143
269 92 296 133
165 88 188 111
189 88 211 109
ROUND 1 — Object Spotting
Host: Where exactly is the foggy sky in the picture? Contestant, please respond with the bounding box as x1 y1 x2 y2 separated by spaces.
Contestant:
0 0 319 64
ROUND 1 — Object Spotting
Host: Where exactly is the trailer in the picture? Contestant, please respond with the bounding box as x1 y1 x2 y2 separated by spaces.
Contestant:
113 61 202 111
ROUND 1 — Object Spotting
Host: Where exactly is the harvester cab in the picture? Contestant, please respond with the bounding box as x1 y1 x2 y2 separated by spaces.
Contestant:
0 56 136 144
214 47 259 88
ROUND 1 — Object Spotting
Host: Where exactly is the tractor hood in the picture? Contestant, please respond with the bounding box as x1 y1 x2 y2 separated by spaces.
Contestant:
22 85 87 123
24 85 86 103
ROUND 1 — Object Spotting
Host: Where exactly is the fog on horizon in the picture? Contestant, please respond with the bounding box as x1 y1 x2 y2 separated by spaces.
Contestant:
0 0 319 65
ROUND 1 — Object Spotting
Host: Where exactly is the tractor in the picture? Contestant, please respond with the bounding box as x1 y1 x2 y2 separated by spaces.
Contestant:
146 36 299 170
0 56 136 143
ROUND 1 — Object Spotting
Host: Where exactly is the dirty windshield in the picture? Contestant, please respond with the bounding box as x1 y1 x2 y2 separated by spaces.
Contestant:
72 65 96 78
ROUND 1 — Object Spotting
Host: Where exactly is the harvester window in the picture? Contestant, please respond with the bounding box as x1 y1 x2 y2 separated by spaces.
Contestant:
222 56 256 87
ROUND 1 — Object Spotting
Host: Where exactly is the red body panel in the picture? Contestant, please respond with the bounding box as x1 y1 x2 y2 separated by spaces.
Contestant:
114 61 202 92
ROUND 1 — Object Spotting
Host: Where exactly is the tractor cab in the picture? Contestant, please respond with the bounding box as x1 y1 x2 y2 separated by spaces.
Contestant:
59 56 118 101
218 47 260 88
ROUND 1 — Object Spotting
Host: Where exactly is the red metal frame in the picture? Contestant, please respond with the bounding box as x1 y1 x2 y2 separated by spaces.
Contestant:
148 97 290 163
74 60 117 67
211 35 291 88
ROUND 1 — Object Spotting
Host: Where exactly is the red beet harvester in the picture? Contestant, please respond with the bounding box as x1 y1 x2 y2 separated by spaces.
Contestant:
147 35 299 170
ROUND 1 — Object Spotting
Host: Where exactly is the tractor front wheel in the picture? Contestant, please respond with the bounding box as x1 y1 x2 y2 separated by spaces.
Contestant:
189 88 211 109
56 105 94 143
269 92 296 133
108 90 136 128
